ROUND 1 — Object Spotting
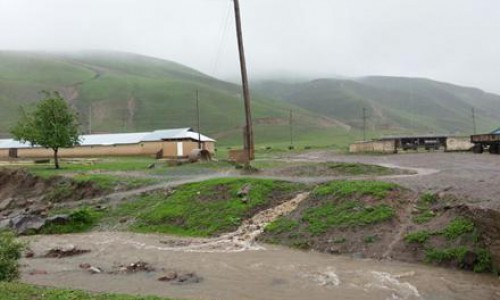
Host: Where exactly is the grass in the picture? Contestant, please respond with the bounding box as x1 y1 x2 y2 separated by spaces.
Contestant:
39 208 102 234
412 192 439 224
302 201 394 235
425 247 468 264
313 180 398 199
0 282 178 300
264 218 299 234
112 178 305 237
27 157 159 177
441 217 475 240
72 174 159 190
404 230 431 243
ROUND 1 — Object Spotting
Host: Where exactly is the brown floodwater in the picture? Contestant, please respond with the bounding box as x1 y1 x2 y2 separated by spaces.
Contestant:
21 232 500 300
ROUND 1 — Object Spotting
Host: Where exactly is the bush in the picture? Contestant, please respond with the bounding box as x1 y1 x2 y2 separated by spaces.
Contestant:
404 230 431 243
0 230 25 282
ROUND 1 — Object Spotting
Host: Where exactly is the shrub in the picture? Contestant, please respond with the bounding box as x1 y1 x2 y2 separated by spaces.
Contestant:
442 218 474 240
0 230 25 282
404 230 431 243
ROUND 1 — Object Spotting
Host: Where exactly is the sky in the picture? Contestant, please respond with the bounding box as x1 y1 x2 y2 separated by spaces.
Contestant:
0 0 499 93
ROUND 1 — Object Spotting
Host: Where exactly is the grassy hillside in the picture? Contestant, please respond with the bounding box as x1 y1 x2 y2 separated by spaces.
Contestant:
2 50 499 149
0 51 344 147
254 76 500 135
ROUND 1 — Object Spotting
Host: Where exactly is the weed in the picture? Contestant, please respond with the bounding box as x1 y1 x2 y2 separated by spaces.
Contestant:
0 282 174 299
474 249 493 273
413 210 435 224
333 237 347 244
265 218 299 234
313 180 398 199
40 208 102 234
0 230 25 282
404 230 431 243
425 247 468 265
364 235 377 243
442 218 474 240
302 201 394 235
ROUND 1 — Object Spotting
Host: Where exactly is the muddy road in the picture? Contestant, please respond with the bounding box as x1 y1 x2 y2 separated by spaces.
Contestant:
22 232 499 300
286 152 500 208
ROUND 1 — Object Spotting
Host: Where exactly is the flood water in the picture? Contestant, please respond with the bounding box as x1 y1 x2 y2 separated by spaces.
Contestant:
22 232 500 300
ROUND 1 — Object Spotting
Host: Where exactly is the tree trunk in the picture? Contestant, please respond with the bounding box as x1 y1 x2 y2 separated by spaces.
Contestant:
53 148 59 169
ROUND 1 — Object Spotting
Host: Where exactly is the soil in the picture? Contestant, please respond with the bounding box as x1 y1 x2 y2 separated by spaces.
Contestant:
0 168 105 217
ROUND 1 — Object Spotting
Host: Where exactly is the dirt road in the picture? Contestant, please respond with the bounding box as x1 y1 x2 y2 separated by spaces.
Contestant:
286 151 500 208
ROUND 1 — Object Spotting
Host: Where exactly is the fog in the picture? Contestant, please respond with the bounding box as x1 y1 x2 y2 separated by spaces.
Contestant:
1 0 499 92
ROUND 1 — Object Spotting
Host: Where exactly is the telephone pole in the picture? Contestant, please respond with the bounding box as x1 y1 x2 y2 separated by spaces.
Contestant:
289 109 294 149
471 107 477 134
196 90 202 149
233 0 254 166
362 107 367 141
88 104 92 134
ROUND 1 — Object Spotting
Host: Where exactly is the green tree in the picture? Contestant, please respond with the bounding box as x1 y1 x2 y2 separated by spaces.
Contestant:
11 91 80 169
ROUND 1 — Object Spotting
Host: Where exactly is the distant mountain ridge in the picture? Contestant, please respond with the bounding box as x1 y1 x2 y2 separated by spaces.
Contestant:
253 76 500 135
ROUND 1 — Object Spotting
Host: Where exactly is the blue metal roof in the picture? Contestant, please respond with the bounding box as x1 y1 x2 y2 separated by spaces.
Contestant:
0 128 215 149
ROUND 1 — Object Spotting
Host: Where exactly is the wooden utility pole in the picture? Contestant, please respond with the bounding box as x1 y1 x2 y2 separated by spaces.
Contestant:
289 109 294 149
362 107 367 141
233 0 254 165
471 107 477 134
88 104 92 134
196 90 202 149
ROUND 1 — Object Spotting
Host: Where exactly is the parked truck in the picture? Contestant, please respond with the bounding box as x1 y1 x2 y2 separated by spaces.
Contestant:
470 132 500 154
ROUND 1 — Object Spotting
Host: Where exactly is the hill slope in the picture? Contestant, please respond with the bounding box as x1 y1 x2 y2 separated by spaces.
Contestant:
254 76 500 135
0 51 343 146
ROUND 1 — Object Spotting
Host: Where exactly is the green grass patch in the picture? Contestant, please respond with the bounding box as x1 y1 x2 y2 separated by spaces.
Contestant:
0 282 177 300
441 217 474 240
113 178 304 237
404 230 431 243
364 235 377 243
264 218 299 234
425 246 468 264
313 180 398 199
412 210 436 224
326 162 394 176
73 174 159 190
39 208 103 234
302 201 394 235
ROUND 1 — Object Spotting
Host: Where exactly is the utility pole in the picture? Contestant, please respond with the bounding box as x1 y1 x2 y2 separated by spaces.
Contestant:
471 107 477 134
289 109 294 149
196 90 202 149
233 0 254 166
88 104 92 134
362 107 367 141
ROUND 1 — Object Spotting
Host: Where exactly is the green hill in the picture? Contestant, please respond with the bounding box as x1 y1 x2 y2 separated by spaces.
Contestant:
254 77 500 135
2 50 500 150
0 51 344 147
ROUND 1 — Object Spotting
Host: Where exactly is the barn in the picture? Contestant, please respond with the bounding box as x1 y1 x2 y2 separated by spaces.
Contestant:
0 128 215 159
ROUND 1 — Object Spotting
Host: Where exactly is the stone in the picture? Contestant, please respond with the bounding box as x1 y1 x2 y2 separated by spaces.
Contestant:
158 271 178 282
45 214 70 225
10 214 45 234
0 198 13 211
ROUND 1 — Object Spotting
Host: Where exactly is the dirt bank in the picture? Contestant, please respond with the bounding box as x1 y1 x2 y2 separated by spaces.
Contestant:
0 168 105 218
258 181 500 274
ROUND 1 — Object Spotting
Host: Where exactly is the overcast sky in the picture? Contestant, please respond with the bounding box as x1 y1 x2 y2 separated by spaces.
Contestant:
1 0 499 92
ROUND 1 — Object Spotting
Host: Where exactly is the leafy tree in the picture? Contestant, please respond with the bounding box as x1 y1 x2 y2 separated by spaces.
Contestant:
11 91 80 169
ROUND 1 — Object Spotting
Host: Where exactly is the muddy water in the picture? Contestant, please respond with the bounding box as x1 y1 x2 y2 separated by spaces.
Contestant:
22 232 499 300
